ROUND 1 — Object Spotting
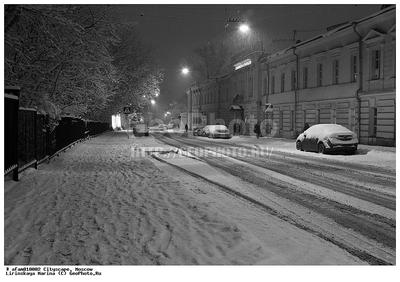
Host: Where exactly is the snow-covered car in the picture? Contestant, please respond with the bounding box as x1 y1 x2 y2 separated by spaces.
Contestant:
133 123 149 136
203 125 232 139
296 124 358 154
149 124 167 133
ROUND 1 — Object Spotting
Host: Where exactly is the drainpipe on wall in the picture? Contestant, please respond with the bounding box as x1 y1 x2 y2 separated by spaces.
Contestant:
352 22 363 139
293 47 299 137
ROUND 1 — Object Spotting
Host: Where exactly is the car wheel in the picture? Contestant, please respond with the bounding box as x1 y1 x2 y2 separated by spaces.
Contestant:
318 142 326 154
296 141 302 151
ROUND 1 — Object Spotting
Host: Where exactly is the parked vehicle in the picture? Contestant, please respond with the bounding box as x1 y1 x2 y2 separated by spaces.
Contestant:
203 125 232 139
296 124 358 154
133 123 149 136
149 124 167 133
193 127 204 136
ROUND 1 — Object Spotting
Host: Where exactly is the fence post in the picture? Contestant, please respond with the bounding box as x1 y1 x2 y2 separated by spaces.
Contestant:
34 110 38 169
5 86 20 181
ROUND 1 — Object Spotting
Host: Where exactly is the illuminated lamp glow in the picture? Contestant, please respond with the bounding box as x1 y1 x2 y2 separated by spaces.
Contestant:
234 59 252 71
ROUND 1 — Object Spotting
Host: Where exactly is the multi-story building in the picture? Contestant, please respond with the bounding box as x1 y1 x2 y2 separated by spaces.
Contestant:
186 49 264 135
187 6 395 146
186 79 219 130
263 6 395 145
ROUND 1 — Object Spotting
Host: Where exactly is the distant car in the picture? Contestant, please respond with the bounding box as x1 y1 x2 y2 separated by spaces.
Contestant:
193 127 204 136
203 125 232 139
296 124 358 154
133 123 149 136
149 124 167 133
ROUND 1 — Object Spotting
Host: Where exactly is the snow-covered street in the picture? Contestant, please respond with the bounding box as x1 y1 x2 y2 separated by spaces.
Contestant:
4 131 395 265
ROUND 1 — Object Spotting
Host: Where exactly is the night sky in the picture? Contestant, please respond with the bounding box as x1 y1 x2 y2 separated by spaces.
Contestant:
115 4 380 109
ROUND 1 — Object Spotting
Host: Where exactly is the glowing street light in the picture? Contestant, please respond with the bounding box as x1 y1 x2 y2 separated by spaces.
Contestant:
150 99 156 105
239 23 250 34
181 67 190 75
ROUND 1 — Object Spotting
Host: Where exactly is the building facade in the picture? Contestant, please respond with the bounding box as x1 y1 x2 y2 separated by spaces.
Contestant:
186 6 396 145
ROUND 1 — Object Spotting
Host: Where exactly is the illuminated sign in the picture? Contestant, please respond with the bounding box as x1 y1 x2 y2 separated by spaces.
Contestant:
234 59 252 71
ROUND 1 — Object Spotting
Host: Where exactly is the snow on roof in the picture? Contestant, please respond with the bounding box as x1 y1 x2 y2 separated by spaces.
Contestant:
268 5 395 60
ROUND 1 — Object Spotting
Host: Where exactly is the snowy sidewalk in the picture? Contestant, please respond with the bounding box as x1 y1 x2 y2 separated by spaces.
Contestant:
4 132 363 265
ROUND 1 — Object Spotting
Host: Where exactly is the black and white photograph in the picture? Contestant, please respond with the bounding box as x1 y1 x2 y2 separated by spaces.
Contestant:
2 1 397 280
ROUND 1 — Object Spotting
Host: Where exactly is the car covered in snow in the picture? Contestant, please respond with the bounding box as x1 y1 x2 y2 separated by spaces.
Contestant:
203 125 232 139
133 123 149 136
149 124 167 133
296 124 358 154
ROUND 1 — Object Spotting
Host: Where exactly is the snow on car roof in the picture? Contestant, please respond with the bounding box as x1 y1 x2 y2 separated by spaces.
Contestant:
206 125 228 130
305 124 353 139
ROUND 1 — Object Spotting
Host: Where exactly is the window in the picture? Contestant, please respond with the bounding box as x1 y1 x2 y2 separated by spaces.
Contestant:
271 76 275 94
332 60 339 84
291 110 295 130
280 111 283 130
315 109 320 124
317 63 323 87
371 49 381 80
369 107 377 137
303 67 308 88
291 70 296 90
351 55 357 82
281 73 285 92
263 77 268 95
248 76 253 97
331 109 336 124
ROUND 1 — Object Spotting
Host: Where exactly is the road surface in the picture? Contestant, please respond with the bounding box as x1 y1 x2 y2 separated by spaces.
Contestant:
4 131 395 265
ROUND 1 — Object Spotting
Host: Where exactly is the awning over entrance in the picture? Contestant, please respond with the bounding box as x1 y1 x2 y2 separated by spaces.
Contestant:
229 105 243 111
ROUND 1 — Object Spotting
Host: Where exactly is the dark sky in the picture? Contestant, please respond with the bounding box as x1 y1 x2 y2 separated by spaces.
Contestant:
115 4 380 109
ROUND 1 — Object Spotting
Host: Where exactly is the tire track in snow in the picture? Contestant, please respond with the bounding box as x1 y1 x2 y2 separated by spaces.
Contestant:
165 134 395 203
153 133 395 264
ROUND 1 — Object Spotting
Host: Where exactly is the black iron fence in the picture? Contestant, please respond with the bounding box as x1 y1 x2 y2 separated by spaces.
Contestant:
4 87 110 181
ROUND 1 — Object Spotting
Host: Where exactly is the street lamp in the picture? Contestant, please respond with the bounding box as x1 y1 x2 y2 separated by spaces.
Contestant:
181 67 190 75
239 23 250 34
150 99 156 105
